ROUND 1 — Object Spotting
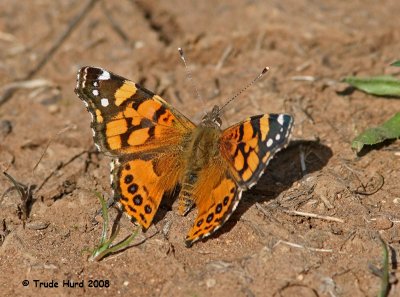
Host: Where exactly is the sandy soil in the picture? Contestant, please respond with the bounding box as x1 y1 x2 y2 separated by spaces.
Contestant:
1 1 400 296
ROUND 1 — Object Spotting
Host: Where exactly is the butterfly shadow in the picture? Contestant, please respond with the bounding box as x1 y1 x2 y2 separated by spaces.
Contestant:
200 139 333 243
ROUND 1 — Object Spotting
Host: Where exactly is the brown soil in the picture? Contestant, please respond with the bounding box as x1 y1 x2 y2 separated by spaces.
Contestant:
1 1 400 296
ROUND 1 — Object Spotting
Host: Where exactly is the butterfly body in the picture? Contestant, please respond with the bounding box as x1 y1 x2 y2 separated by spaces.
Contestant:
178 121 224 215
75 66 293 246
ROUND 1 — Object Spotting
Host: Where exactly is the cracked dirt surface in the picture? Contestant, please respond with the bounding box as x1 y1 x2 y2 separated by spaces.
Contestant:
0 1 400 296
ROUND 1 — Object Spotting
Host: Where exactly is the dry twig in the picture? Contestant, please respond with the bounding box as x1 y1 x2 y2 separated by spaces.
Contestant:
2 172 35 223
273 239 333 253
283 209 345 223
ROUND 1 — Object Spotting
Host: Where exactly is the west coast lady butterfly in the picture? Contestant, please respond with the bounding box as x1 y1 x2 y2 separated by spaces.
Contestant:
75 66 293 247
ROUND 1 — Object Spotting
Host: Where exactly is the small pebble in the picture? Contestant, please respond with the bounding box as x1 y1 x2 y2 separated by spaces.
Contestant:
0 120 12 136
48 104 60 114
206 278 216 288
43 263 58 270
297 274 304 281
26 221 49 230
374 217 393 230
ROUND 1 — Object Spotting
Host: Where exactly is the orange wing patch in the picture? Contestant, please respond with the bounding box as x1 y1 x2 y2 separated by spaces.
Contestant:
102 96 193 154
114 81 137 106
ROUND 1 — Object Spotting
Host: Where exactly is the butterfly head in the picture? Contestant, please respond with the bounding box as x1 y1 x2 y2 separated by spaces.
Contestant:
201 105 222 128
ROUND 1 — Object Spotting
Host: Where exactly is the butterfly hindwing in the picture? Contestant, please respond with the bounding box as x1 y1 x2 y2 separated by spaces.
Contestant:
220 114 293 189
114 152 185 228
185 164 241 247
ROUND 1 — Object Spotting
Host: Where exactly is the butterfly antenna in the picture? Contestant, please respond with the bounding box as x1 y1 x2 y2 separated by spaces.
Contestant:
178 48 206 107
218 67 269 113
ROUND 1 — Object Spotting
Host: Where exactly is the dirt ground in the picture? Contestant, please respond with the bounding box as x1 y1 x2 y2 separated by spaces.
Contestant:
1 0 400 296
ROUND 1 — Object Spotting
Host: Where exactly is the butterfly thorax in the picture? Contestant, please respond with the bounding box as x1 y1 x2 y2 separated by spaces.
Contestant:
200 105 222 129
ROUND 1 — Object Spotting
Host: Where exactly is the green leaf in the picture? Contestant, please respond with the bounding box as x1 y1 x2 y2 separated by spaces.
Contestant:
369 236 391 297
391 60 400 67
343 75 400 97
377 237 390 297
352 112 400 153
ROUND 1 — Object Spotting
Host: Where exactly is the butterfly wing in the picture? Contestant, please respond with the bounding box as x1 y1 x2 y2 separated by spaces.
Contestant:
75 67 195 228
114 152 185 228
75 66 195 156
185 161 241 247
220 114 294 188
185 114 293 246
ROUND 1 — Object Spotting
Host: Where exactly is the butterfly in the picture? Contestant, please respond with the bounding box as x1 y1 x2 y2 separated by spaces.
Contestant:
75 66 293 247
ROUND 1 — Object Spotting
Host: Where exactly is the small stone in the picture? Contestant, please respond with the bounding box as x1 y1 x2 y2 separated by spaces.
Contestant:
123 281 129 286
393 198 400 204
26 221 49 230
374 217 393 230
43 263 58 270
0 120 12 137
48 104 60 114
206 278 216 288
135 41 145 49
297 274 304 281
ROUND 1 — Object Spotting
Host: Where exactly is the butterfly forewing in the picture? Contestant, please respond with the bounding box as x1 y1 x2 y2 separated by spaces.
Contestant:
220 114 293 189
75 67 195 156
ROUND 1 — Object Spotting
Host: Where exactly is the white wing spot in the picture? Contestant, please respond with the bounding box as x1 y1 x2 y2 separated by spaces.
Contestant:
280 128 283 132
275 134 281 141
231 190 242 214
81 68 88 87
76 73 81 88
278 114 285 125
267 139 273 147
101 98 110 107
92 89 99 96
93 81 99 87
98 70 110 80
